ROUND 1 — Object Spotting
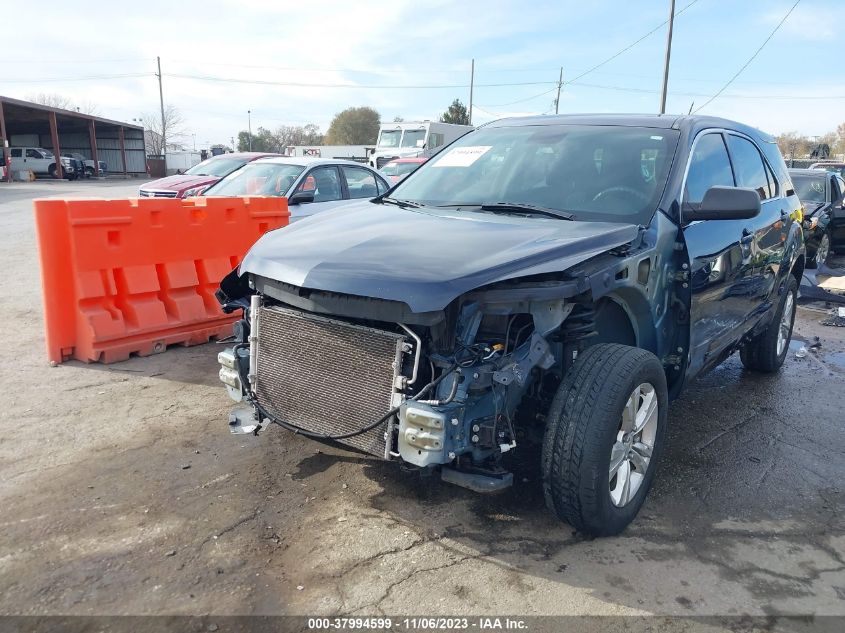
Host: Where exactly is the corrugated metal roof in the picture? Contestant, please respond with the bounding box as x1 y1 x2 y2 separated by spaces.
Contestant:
0 95 143 130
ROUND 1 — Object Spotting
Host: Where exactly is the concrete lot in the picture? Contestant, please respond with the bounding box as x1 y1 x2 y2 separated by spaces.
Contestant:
1 180 844 618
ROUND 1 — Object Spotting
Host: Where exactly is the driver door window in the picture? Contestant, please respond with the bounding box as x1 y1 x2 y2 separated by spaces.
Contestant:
297 166 341 202
725 135 772 201
684 133 735 205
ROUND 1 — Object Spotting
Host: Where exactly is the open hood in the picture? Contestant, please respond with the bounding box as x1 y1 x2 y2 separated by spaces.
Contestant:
239 200 639 312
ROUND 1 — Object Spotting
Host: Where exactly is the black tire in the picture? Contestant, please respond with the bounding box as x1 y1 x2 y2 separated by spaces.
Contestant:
739 275 797 373
85 167 95 178
48 164 57 178
807 231 831 269
542 343 668 537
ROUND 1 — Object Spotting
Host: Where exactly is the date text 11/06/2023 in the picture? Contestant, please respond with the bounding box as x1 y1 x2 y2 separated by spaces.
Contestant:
306 617 529 630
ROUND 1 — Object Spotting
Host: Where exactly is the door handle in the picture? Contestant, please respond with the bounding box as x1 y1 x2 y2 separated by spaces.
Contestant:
740 228 753 245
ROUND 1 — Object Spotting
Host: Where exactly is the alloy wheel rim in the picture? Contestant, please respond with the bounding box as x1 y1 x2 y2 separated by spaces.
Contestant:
816 235 830 268
609 382 658 507
776 290 795 357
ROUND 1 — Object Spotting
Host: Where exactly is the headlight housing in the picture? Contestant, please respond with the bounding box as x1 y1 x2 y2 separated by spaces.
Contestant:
183 185 208 198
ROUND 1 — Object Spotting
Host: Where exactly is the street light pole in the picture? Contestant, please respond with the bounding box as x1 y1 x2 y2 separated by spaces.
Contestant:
659 0 675 115
248 110 252 151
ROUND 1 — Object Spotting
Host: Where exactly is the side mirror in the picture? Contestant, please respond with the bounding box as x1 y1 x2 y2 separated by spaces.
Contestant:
289 191 315 205
683 186 761 222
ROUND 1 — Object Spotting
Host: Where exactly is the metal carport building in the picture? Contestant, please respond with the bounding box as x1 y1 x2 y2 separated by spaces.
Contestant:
0 96 146 181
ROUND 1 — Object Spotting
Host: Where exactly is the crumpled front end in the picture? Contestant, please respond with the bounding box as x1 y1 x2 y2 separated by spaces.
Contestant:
216 274 581 491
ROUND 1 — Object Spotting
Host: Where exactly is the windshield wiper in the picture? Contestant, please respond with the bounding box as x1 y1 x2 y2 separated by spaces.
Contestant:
478 202 575 221
380 197 424 209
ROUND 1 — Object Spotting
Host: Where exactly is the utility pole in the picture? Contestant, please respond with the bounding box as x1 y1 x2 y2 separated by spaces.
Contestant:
248 110 252 151
468 59 474 126
659 0 675 114
555 67 564 115
156 56 166 159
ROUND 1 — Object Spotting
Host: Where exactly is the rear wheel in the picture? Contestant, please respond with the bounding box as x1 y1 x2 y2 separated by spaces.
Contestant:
740 276 797 373
542 343 668 536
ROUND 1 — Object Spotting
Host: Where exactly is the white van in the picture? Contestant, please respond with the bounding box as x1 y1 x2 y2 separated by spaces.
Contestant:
369 121 473 169
8 147 78 179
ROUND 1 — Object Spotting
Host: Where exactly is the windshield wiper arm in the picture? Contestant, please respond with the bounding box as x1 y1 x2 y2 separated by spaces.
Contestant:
380 196 424 208
479 202 575 221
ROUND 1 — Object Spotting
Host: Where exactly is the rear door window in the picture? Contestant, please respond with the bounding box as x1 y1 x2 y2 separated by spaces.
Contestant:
341 166 380 199
10 149 22 158
684 133 735 204
726 135 771 201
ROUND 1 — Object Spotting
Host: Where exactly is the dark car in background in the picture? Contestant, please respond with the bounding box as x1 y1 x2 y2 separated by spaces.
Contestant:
790 168 845 267
216 114 804 537
809 161 845 180
138 152 279 198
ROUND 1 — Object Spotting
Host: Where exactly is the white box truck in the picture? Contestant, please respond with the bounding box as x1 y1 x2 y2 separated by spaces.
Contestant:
369 121 473 169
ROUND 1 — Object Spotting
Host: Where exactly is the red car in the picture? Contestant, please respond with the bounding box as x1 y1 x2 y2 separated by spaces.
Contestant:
139 152 279 198
379 157 427 185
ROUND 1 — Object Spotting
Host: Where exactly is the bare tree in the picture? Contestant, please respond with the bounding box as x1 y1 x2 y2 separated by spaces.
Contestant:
141 105 187 156
25 92 99 113
27 92 74 110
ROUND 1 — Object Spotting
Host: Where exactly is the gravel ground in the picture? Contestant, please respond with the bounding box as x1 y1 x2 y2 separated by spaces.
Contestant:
1 180 844 619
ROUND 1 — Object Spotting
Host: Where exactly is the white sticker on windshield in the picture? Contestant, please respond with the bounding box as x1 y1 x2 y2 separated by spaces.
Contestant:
433 146 492 167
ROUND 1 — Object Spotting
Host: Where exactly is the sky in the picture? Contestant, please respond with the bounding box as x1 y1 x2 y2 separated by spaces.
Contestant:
2 0 844 149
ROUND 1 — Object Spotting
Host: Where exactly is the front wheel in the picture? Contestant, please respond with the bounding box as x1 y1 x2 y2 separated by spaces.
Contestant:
740 275 797 373
810 231 831 269
542 343 668 536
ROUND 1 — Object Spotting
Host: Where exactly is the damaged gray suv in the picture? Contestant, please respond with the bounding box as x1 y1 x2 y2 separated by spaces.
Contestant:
216 114 804 536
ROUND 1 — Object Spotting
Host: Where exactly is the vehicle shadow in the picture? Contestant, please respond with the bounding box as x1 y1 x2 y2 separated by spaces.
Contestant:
343 353 845 615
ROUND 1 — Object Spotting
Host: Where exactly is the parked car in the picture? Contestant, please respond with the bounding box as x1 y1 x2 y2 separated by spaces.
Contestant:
8 147 77 179
62 152 107 177
379 157 427 185
809 161 845 179
790 168 845 267
201 157 390 223
138 152 279 198
60 153 85 179
216 114 804 537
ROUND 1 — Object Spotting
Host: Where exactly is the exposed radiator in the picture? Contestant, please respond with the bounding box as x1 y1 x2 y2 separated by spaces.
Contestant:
254 306 405 457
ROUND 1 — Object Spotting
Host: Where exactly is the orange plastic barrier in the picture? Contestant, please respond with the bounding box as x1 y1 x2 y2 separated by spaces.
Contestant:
34 196 289 364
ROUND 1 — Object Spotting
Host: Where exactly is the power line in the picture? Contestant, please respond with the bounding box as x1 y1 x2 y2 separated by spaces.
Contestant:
162 72 557 90
479 87 559 108
567 0 703 85
693 0 802 113
0 72 153 83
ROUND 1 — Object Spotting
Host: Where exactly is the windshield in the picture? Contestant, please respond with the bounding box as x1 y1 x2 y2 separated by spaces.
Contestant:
381 161 422 177
186 157 247 177
792 174 827 203
391 124 680 223
204 162 305 197
401 129 426 148
378 130 401 148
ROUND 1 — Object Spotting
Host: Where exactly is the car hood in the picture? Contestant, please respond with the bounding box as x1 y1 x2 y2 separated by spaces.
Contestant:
803 201 827 216
140 174 218 193
240 200 639 313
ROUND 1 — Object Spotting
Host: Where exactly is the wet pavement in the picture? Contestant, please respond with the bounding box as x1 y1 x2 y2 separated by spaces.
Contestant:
0 181 843 619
